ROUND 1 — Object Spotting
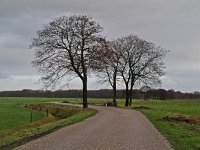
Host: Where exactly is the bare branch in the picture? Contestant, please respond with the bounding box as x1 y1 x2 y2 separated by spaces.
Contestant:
31 15 105 108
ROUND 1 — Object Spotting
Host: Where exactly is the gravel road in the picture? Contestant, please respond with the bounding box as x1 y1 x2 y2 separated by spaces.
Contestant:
15 103 172 150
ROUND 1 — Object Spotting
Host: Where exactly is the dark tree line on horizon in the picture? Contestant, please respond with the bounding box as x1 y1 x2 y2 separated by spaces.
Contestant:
0 89 200 100
31 14 168 108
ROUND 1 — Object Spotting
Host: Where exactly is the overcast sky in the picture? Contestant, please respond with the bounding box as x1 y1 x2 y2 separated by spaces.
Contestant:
0 0 200 92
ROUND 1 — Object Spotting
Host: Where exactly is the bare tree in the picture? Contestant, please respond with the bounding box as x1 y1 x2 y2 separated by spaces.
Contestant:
115 35 168 107
31 15 105 108
95 40 122 106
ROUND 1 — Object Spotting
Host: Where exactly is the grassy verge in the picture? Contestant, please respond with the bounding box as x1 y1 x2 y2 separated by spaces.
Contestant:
0 97 65 131
0 103 96 150
123 100 200 150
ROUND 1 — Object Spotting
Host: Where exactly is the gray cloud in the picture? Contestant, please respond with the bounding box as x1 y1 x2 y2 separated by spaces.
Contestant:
0 0 200 92
0 73 10 79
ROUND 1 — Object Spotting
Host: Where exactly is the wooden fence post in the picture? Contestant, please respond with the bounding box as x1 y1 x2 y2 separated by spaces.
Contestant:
46 109 48 117
30 111 32 123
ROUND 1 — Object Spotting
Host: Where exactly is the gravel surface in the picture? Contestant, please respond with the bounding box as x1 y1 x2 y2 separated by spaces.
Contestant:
15 103 173 150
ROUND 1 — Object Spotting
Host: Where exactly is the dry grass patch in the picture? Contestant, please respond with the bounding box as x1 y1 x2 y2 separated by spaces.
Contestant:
160 116 200 124
132 106 152 110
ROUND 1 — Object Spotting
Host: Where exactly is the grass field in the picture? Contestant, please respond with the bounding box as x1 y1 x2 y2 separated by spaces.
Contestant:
0 97 200 150
124 100 200 150
0 97 95 149
0 97 65 131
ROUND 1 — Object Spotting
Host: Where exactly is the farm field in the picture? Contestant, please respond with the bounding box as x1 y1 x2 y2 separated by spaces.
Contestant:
0 97 107 132
0 97 65 131
0 97 200 150
0 97 95 149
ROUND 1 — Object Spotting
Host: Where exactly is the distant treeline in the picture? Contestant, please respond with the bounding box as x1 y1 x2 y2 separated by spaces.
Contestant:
0 89 200 100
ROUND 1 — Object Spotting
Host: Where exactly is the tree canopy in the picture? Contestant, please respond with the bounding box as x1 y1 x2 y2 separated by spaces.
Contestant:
31 15 105 108
31 15 168 108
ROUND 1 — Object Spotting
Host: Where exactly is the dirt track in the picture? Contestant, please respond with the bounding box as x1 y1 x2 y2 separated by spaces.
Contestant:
15 104 172 150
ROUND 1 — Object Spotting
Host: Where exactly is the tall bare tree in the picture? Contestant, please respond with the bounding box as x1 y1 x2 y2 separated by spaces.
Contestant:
31 15 105 108
114 35 167 107
95 40 122 106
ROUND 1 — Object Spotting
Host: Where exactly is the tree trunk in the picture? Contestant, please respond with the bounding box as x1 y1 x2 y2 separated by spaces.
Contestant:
125 83 129 107
112 78 117 106
82 77 88 108
129 81 134 106
129 89 132 107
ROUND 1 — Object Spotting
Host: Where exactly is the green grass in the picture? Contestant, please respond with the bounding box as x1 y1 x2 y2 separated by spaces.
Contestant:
1 97 200 150
124 100 200 150
0 97 96 149
0 97 65 131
